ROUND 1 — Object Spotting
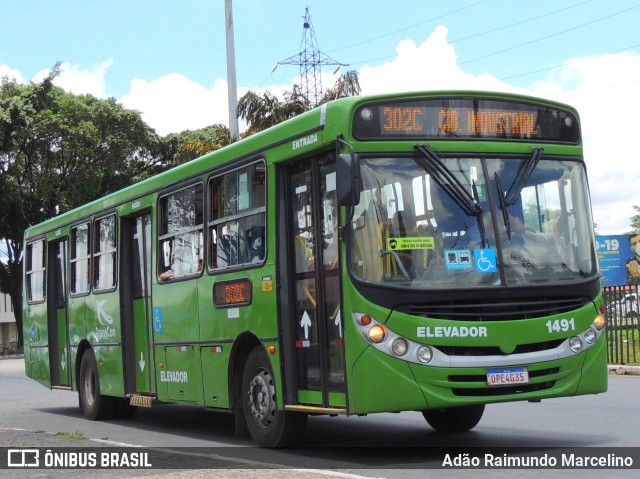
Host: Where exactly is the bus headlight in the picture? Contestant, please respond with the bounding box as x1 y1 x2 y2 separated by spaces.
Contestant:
417 345 433 363
391 338 408 356
584 327 597 344
569 336 583 353
368 324 386 343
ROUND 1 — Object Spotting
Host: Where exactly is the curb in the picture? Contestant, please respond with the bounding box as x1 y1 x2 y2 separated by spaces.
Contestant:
608 364 640 376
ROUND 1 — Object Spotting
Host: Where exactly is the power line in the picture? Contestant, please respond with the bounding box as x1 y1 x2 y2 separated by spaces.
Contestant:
500 43 640 81
347 3 640 76
566 77 640 99
326 0 488 55
449 0 594 44
459 3 640 65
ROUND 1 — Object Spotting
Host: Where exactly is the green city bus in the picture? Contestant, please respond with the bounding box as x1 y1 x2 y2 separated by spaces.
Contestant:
22 91 607 447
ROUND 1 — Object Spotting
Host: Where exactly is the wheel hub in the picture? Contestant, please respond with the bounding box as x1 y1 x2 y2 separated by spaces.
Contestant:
248 368 276 428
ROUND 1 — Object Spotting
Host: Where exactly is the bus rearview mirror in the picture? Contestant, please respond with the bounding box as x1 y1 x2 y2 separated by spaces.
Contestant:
336 153 360 206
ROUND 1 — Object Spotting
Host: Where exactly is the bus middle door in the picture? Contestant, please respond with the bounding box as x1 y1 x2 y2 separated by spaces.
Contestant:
120 213 154 396
47 239 71 388
280 155 346 410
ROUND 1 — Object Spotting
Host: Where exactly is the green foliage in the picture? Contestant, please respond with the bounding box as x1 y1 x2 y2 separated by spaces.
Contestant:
0 65 172 346
630 205 640 234
165 123 232 165
238 71 361 135
237 84 310 135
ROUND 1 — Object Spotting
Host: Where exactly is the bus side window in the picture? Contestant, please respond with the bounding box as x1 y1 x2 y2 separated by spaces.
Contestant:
158 183 204 281
94 214 116 291
208 160 266 271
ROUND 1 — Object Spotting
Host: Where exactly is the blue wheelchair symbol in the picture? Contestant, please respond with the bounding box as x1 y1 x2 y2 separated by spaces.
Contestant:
475 249 497 273
154 307 164 334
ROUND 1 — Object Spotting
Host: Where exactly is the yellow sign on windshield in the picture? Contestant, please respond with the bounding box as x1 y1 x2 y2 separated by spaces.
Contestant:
387 237 435 250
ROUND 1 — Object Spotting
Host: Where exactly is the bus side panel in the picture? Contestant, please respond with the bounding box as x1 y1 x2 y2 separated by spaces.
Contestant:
93 345 124 397
200 345 230 408
164 345 199 402
86 292 124 398
576 333 608 395
152 281 199 403
24 303 51 388
197 263 280 409
350 347 428 413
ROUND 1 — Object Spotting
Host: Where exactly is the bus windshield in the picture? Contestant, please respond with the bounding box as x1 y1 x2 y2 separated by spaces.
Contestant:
349 153 598 288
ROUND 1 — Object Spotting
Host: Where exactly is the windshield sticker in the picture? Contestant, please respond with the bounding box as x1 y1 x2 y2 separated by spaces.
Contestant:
388 237 435 250
475 248 498 273
445 249 473 270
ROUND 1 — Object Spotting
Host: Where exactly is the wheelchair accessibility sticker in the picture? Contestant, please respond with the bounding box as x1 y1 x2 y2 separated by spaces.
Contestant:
444 248 497 273
474 248 497 273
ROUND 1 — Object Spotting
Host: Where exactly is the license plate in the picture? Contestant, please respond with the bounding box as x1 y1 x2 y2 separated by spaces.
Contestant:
486 367 529 386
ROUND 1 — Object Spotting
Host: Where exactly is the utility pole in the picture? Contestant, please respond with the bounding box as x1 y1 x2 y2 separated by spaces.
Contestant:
275 7 347 107
224 0 239 138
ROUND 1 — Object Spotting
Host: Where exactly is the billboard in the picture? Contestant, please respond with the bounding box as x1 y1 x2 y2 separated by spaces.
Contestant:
595 234 640 286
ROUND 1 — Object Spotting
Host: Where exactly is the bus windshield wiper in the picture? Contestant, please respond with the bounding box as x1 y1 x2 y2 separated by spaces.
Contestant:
416 145 487 248
496 147 543 240
504 147 544 207
415 145 483 217
494 172 512 239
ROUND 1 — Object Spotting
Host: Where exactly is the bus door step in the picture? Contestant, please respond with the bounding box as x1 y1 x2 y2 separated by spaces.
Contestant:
285 405 347 415
129 395 155 408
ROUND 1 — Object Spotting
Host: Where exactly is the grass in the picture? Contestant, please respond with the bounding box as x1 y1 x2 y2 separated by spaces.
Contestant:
607 327 640 365
54 431 87 441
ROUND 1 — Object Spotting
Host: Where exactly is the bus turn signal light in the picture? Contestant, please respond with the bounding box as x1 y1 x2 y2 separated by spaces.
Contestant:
593 314 606 330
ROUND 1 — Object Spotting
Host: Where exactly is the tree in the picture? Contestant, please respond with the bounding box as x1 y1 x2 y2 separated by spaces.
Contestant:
165 123 232 166
237 84 310 135
237 71 361 135
0 65 171 347
630 205 640 234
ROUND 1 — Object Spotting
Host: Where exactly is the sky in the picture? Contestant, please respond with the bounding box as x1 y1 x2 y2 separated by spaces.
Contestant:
1 0 640 235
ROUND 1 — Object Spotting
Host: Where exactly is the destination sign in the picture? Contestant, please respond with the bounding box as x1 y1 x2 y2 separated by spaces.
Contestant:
353 97 580 143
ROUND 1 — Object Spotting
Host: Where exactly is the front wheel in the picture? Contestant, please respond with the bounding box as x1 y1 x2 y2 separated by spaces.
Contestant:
422 404 485 433
78 349 117 420
242 347 307 447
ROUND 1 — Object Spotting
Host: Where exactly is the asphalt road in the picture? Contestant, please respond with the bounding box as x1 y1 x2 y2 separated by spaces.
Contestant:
1 358 639 478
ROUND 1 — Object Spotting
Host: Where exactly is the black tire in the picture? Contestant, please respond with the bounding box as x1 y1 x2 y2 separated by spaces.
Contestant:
78 349 117 420
242 347 307 447
422 404 485 433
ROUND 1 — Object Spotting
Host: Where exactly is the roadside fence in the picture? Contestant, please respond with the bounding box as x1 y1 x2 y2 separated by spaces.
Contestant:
603 284 639 364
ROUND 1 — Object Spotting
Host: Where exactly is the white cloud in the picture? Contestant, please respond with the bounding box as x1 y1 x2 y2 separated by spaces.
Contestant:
0 64 26 84
526 53 640 235
358 26 516 95
119 74 232 136
33 60 113 98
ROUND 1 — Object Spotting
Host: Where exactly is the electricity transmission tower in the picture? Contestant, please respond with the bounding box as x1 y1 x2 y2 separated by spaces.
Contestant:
275 7 347 107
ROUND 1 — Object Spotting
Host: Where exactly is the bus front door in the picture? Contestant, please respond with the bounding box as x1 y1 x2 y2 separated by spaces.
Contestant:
280 156 346 409
120 213 154 395
47 239 71 388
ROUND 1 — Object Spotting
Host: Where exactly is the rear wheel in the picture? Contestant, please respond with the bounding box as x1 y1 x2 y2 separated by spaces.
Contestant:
78 349 117 420
242 347 307 447
422 404 485 433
